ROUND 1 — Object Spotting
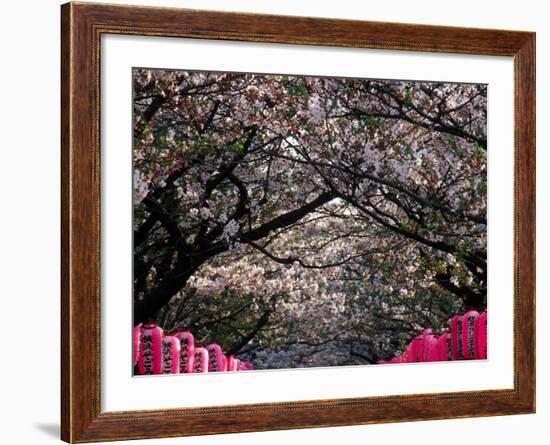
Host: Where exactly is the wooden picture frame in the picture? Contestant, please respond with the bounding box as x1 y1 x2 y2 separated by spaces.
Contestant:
61 2 535 442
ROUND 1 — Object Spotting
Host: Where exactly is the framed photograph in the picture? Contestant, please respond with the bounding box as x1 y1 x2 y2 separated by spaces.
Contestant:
61 2 535 442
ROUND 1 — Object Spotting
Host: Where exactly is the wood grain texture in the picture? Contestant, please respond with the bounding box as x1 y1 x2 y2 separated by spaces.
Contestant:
60 2 536 442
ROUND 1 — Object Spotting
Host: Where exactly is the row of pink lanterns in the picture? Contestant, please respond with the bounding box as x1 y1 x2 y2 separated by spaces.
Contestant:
135 311 487 373
378 310 487 364
134 323 254 375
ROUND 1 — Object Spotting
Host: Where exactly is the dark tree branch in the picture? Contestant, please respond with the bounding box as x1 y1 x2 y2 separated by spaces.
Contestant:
135 191 335 323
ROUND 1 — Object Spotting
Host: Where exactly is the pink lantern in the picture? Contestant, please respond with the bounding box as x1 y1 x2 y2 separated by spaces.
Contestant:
474 312 488 359
462 310 480 359
161 335 181 374
409 335 424 362
138 322 163 375
233 358 241 371
451 315 463 360
133 323 142 366
175 331 195 373
437 332 452 361
206 343 225 372
422 329 439 362
193 347 209 373
227 355 239 371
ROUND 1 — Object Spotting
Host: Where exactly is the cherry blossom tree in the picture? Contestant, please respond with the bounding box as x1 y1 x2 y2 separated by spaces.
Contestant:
132 69 486 368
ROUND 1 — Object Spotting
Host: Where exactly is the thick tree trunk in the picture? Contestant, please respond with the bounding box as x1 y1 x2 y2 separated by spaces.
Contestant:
133 246 224 324
133 267 195 325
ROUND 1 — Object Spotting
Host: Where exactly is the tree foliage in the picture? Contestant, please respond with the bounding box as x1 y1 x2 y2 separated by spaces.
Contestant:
133 69 486 368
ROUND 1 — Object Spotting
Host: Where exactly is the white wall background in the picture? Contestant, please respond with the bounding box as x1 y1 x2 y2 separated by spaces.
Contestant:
0 1 546 444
